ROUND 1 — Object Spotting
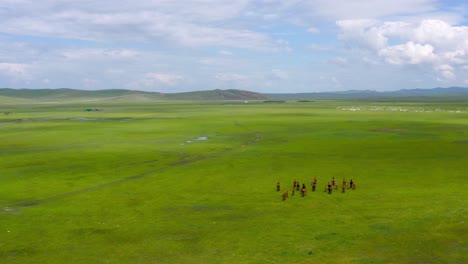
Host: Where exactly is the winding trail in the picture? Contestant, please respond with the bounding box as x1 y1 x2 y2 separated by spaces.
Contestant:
4 133 262 209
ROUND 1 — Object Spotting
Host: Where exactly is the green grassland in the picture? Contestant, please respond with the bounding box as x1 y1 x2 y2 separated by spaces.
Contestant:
0 100 467 263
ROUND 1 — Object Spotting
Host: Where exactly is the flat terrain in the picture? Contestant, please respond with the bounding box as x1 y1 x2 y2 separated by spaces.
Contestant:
0 99 467 263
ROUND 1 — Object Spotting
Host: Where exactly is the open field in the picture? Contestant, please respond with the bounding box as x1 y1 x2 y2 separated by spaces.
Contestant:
0 99 467 263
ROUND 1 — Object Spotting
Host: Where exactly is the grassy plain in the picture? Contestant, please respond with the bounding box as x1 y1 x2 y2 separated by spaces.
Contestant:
0 99 467 263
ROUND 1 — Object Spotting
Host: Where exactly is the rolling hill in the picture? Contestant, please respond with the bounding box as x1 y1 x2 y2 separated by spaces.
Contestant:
266 87 468 100
1 87 468 102
0 88 269 102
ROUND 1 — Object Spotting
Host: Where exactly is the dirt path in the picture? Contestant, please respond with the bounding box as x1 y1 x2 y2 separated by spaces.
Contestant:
5 134 262 209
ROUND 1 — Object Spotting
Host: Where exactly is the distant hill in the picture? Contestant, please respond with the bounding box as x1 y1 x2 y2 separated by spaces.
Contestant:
266 87 468 100
162 89 269 100
1 87 467 102
0 88 268 101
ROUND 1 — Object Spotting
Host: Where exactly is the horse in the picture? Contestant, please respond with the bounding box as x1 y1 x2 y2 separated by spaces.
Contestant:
311 177 317 188
282 191 289 201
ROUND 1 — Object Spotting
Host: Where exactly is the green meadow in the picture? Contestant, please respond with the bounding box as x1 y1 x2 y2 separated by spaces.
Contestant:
0 100 467 263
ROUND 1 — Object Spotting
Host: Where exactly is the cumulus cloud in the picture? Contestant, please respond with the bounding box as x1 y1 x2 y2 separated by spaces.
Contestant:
337 19 388 50
434 64 455 80
0 1 466 91
143 73 184 86
0 62 31 78
338 19 468 81
216 73 247 81
379 42 435 65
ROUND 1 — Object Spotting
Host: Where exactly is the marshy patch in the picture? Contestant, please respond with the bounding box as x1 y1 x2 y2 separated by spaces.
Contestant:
185 136 209 143
0 247 36 257
393 133 438 139
70 227 116 236
369 223 395 234
69 117 95 121
370 128 405 133
452 140 468 145
1 206 21 215
333 132 369 138
214 213 251 221
0 119 23 123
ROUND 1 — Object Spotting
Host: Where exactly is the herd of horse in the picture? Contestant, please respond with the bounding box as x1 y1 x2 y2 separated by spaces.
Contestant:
277 177 357 201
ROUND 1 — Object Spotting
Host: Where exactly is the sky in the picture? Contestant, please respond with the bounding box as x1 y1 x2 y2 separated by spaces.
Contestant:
0 0 467 93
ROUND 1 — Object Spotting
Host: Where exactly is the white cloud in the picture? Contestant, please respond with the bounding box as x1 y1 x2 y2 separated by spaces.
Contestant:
216 73 247 81
0 62 30 78
0 2 281 51
379 42 435 65
0 1 466 91
338 19 468 81
82 78 98 88
328 57 348 66
60 48 140 60
337 19 387 50
307 26 320 34
218 50 233 56
143 73 184 86
271 69 289 79
308 43 334 51
304 0 437 20
434 64 455 80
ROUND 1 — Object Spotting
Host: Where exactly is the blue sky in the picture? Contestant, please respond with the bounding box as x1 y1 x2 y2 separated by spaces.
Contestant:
0 0 467 92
